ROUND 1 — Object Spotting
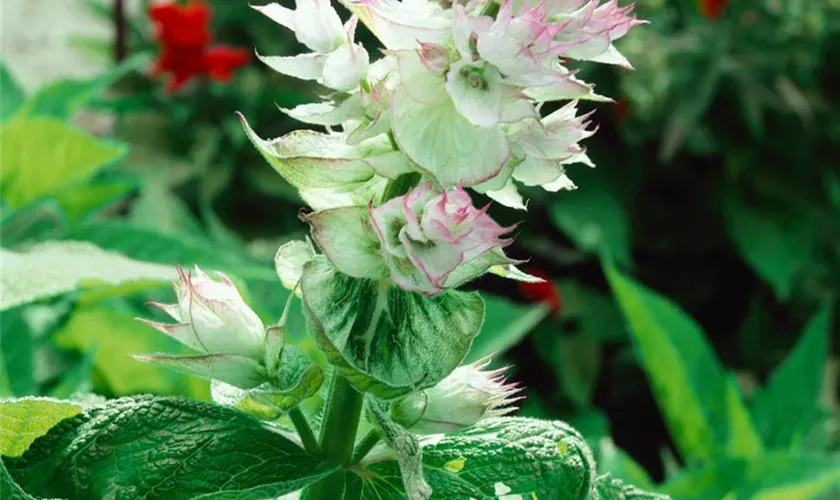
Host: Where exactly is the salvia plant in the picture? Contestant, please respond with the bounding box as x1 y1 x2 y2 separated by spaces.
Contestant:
1 0 674 498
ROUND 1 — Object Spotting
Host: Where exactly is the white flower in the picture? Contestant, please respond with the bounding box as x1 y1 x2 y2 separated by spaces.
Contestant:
391 357 522 434
254 2 370 91
141 266 265 358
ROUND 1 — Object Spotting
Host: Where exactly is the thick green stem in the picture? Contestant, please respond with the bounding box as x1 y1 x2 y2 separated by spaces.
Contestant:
302 373 364 500
351 430 381 464
289 407 319 456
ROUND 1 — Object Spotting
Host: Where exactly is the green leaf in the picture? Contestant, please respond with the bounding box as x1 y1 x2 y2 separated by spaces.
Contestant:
0 307 35 397
604 263 762 463
1 459 35 500
52 305 209 399
301 256 484 399
551 185 632 267
0 118 126 207
593 474 671 499
347 417 596 499
0 64 26 124
369 402 431 499
0 200 66 248
130 179 206 239
212 347 325 419
466 294 549 363
68 221 277 281
722 195 815 300
0 241 174 311
8 396 338 499
661 453 840 500
750 302 833 450
0 397 82 457
52 178 138 222
594 438 655 492
11 54 149 120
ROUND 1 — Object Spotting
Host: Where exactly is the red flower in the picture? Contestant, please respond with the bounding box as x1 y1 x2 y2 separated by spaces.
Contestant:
149 1 250 92
517 268 563 318
614 98 630 123
699 0 727 19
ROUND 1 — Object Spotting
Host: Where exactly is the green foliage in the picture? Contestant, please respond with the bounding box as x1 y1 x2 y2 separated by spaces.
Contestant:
466 295 550 363
723 193 816 300
0 398 81 457
0 118 126 207
604 263 762 462
6 396 337 499
0 307 35 397
551 176 632 267
348 417 598 499
211 347 325 419
661 453 840 500
0 241 172 311
51 305 209 398
301 256 484 399
750 302 834 450
0 64 26 124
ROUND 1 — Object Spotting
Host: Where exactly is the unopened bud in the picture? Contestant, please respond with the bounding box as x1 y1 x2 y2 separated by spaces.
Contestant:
391 357 522 434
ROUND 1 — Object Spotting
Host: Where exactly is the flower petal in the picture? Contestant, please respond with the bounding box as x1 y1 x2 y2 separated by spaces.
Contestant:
445 60 504 127
391 86 510 186
257 51 326 81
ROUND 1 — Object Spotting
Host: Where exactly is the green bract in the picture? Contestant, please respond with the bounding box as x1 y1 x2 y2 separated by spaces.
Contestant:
301 255 484 398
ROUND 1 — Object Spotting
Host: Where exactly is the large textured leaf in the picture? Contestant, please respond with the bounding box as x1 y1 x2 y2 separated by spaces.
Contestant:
723 195 815 300
604 264 762 463
52 305 209 398
551 186 632 267
0 64 25 124
661 453 840 500
1 460 34 500
301 256 484 399
0 398 81 457
8 396 337 499
750 302 833 450
347 417 596 499
0 241 174 311
466 295 549 363
594 474 670 499
0 118 126 207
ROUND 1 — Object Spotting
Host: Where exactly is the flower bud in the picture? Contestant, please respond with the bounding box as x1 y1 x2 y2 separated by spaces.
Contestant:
391 357 521 434
369 181 515 295
140 265 265 359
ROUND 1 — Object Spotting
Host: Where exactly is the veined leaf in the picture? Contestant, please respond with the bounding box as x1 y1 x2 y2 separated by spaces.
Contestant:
348 417 597 499
0 241 174 311
52 305 209 398
604 263 762 463
1 459 35 500
0 398 82 457
8 396 337 499
750 302 834 450
301 256 484 399
0 118 126 207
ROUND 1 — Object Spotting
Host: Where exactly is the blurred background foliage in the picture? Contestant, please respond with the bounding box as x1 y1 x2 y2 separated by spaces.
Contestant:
1 0 839 497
